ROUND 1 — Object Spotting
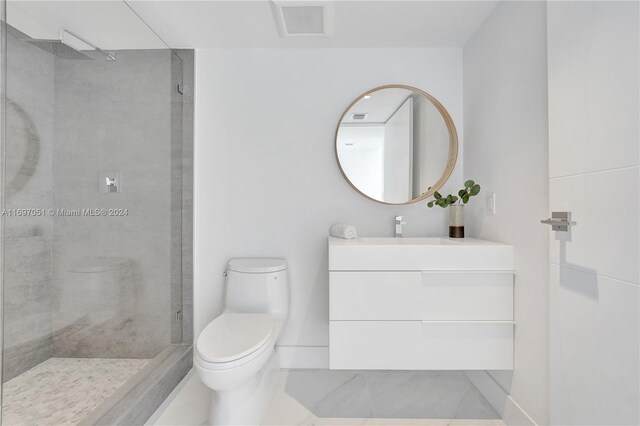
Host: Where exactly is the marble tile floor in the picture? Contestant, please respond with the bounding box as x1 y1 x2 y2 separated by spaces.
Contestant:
150 369 505 426
2 357 150 426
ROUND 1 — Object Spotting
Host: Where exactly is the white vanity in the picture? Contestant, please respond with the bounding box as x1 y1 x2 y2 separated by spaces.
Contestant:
328 236 515 370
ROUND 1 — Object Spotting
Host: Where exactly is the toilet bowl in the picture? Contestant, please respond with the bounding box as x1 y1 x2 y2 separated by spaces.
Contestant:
195 259 289 425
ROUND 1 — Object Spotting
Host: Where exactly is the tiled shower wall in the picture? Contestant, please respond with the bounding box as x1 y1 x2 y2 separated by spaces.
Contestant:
3 26 55 381
51 49 178 358
3 25 194 377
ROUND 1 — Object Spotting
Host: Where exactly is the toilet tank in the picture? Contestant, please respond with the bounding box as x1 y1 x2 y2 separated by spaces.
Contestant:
224 258 289 319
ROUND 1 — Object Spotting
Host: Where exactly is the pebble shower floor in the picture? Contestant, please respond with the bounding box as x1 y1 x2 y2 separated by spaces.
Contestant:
2 357 149 425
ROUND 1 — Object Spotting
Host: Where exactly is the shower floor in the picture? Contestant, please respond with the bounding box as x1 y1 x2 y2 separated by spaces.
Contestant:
2 357 150 426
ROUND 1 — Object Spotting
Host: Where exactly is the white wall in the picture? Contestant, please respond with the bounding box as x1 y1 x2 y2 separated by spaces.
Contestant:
463 1 549 424
547 2 639 425
194 48 463 363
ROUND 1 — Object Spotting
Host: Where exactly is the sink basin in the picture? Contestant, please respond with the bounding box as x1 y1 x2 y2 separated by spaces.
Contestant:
328 236 514 271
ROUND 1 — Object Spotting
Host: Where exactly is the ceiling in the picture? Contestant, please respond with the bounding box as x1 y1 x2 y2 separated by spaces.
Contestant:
129 0 499 48
7 1 499 50
7 1 167 50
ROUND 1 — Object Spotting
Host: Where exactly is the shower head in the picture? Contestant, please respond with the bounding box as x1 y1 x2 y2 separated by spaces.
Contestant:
25 30 115 61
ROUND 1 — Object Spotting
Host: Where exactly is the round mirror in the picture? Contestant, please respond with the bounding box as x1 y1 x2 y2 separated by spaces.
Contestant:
335 85 458 205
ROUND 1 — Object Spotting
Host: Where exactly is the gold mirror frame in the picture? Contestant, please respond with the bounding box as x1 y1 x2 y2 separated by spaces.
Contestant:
335 84 458 205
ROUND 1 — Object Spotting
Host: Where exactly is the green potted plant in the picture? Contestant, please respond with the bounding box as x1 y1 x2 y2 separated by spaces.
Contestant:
427 180 481 238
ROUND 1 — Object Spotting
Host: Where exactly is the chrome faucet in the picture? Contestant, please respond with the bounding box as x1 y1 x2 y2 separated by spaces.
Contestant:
395 216 406 238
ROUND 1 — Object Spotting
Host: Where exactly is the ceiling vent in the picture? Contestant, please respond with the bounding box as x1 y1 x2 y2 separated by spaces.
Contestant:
351 113 368 120
271 1 334 37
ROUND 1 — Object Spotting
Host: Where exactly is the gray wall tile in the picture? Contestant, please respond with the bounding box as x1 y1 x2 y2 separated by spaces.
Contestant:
3 26 55 380
3 29 194 376
52 50 174 357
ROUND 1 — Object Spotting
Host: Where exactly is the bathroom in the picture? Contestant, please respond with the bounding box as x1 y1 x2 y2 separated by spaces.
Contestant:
0 0 637 425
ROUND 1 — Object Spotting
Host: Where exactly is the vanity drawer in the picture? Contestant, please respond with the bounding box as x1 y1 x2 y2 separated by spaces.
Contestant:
330 271 513 321
329 320 514 370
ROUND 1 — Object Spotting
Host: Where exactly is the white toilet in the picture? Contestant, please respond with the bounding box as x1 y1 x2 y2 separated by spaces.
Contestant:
195 258 289 425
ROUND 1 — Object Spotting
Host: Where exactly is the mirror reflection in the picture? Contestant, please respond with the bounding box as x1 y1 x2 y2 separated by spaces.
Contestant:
336 86 457 204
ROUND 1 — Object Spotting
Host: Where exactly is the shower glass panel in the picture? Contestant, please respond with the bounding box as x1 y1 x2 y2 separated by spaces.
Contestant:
0 1 192 424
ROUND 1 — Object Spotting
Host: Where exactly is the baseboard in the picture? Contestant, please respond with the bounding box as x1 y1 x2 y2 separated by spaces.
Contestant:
277 345 328 369
465 371 537 426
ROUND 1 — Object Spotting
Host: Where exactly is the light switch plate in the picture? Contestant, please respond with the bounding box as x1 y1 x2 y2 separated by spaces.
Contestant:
486 192 496 215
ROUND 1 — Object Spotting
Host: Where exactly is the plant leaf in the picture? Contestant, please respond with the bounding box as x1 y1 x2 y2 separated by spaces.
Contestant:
434 191 442 200
462 194 470 204
470 184 481 196
427 201 434 208
451 196 459 203
458 189 466 197
464 179 475 188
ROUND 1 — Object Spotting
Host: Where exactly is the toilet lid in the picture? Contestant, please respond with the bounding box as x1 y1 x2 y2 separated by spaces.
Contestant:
197 313 274 363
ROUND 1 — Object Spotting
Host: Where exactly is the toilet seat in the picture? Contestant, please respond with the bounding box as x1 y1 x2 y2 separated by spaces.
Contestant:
196 313 274 369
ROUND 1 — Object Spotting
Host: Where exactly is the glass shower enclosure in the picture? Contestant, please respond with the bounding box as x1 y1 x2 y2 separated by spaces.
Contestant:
0 1 193 424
